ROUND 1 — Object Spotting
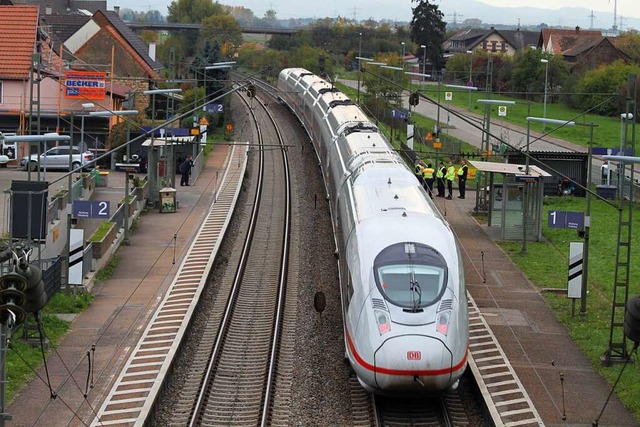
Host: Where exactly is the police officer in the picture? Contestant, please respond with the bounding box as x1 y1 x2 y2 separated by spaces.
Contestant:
414 160 424 187
436 161 446 197
423 163 435 198
457 159 468 199
445 160 455 199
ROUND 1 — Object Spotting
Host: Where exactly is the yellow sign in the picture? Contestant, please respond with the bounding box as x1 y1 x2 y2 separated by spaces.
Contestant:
498 106 507 117
433 141 442 149
225 123 234 132
426 132 433 141
468 168 477 179
199 117 209 125
190 128 200 135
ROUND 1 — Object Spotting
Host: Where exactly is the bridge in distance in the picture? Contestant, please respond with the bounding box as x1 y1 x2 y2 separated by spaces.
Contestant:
127 22 299 36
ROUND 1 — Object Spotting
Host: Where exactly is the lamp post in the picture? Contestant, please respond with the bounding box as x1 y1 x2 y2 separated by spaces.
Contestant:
143 88 183 207
356 56 373 105
90 109 139 245
421 45 427 80
466 50 473 109
401 42 405 69
541 58 549 132
357 32 362 103
203 62 235 109
80 103 95 157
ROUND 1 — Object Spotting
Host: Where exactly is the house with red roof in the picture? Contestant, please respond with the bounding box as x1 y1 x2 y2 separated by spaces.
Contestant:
0 4 167 157
538 27 629 74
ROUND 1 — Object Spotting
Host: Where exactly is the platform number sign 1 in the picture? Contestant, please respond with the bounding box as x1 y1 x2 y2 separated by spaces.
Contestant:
548 210 585 231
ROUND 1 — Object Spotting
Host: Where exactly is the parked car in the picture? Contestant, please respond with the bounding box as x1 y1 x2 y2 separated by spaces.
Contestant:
20 146 94 171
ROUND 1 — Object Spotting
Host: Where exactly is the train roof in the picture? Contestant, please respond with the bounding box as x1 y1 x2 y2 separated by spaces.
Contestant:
351 167 443 222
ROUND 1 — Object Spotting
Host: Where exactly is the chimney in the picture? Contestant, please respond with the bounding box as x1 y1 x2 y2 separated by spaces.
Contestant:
575 26 580 33
45 5 52 14
114 6 120 16
149 42 156 61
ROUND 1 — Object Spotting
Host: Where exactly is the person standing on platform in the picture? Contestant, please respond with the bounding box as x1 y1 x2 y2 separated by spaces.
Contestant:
436 162 446 197
445 160 455 199
180 155 194 186
423 163 435 198
457 159 468 199
601 160 610 185
415 160 424 187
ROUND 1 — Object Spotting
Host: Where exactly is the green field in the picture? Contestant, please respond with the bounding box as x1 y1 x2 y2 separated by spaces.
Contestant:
497 196 640 419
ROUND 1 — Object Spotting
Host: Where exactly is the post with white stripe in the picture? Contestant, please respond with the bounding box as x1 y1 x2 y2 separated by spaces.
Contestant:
407 123 414 150
568 242 584 317
69 229 85 287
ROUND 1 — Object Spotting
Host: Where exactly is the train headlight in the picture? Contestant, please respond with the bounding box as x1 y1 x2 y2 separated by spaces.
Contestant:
375 310 391 335
436 311 451 336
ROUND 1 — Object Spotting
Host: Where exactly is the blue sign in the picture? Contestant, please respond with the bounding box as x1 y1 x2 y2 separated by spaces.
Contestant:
592 148 634 156
73 200 110 219
205 103 224 113
391 109 409 119
548 210 584 230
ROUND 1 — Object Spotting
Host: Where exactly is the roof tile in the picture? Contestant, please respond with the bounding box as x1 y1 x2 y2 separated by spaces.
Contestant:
0 5 39 79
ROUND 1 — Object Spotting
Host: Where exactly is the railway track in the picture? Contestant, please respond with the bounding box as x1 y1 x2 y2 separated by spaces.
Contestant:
90 144 247 426
186 90 292 426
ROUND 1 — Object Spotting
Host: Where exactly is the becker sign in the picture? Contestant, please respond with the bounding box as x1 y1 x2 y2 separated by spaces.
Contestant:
65 71 106 99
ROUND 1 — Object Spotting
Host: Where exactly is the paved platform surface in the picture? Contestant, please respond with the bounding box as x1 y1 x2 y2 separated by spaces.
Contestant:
7 144 232 426
436 193 638 427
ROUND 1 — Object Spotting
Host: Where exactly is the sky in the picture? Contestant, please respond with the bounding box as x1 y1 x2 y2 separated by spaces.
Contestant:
109 0 640 22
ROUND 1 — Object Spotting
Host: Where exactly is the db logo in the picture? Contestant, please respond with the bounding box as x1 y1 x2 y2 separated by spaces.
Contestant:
407 351 421 360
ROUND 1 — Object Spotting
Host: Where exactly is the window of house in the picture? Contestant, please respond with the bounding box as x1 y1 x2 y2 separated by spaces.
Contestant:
491 41 497 52
482 41 487 50
501 42 506 51
0 81 3 104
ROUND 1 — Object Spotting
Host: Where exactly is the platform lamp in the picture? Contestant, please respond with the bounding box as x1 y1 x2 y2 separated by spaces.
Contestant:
203 62 236 110
540 58 550 132
89 109 139 245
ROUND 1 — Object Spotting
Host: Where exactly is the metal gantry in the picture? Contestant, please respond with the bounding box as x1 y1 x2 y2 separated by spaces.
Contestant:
603 74 637 365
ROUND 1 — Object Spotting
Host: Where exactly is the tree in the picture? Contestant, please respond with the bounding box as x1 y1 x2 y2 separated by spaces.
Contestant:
410 0 446 74
613 30 640 65
573 61 640 116
167 0 224 23
201 14 243 48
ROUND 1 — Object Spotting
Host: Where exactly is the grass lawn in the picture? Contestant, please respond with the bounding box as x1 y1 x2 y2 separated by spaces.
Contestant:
6 292 94 402
496 195 640 419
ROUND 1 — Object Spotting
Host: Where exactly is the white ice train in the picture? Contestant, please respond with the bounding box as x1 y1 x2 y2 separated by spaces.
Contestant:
278 68 468 394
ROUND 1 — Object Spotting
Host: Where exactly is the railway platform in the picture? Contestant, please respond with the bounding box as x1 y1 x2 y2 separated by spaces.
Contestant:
439 193 638 427
7 143 232 426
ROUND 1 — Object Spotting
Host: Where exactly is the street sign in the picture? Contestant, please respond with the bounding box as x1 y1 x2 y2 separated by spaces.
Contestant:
548 210 584 230
445 92 452 101
73 200 110 219
225 123 234 132
498 106 507 116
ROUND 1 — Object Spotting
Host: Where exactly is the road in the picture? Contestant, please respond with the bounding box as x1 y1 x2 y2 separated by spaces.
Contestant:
339 79 585 154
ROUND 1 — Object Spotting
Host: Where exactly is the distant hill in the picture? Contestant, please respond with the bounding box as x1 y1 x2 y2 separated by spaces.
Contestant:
437 0 640 32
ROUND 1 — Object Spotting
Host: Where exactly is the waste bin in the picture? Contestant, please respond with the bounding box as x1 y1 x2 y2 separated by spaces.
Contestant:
97 171 109 187
596 185 617 200
159 187 177 213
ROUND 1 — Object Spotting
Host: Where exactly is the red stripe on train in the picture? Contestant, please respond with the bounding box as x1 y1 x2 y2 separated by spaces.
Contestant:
345 327 468 376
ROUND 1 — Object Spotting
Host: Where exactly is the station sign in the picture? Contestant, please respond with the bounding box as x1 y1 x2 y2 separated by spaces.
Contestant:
73 200 110 219
205 103 224 113
548 210 584 231
391 109 409 120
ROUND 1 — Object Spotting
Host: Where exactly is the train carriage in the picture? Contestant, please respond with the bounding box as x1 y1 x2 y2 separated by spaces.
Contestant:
278 68 468 394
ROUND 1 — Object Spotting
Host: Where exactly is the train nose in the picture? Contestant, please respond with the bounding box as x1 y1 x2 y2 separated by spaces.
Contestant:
374 335 453 392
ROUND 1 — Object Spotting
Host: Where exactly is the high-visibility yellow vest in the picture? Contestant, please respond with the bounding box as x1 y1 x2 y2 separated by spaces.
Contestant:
423 167 435 179
415 164 423 175
436 168 444 178
446 166 455 181
458 164 468 176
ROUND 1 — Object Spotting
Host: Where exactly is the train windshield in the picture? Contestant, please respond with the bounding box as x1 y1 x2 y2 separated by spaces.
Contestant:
373 242 448 309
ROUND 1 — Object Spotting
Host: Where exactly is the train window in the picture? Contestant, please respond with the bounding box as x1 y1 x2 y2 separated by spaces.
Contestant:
373 243 448 309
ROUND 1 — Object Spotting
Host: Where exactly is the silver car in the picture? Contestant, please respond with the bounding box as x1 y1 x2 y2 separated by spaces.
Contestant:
21 146 94 171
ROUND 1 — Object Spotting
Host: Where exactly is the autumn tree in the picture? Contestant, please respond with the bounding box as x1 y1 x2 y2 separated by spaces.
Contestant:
409 0 446 74
613 30 640 64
